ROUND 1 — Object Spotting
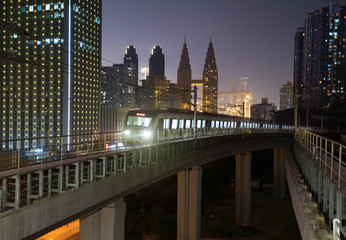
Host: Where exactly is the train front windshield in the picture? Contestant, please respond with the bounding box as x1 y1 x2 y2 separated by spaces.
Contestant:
127 116 152 127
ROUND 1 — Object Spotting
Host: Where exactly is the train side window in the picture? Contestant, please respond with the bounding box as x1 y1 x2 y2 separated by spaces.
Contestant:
219 121 223 128
211 120 215 128
202 120 206 128
179 119 184 129
186 119 191 129
197 120 201 128
172 119 178 129
163 119 170 129
224 121 228 128
216 121 219 128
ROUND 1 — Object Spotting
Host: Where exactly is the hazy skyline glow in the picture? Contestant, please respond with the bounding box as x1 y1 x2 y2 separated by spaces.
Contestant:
102 0 330 107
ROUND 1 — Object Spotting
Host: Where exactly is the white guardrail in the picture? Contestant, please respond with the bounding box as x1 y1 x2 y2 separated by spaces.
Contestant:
334 219 346 240
295 129 346 189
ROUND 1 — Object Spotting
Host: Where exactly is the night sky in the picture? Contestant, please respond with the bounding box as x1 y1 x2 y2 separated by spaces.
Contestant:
102 0 330 107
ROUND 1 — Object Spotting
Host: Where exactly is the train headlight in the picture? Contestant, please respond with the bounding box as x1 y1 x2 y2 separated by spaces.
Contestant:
124 130 130 135
142 130 152 138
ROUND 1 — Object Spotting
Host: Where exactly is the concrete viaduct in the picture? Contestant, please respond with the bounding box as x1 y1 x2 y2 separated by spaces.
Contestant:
0 129 344 240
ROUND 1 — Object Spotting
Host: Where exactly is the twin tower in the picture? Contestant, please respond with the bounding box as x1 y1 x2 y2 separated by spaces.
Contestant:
149 36 218 113
177 36 218 113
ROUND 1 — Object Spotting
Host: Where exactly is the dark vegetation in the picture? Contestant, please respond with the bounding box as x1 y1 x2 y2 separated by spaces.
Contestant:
124 149 301 240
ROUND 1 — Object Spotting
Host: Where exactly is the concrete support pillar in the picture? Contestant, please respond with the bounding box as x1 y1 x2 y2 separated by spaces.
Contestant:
188 166 202 240
80 210 100 240
177 165 202 240
273 147 286 199
235 152 251 227
177 170 189 240
80 199 126 240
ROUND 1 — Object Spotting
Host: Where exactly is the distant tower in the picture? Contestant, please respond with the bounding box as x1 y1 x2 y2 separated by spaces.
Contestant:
177 36 192 109
202 33 218 113
240 73 248 92
124 45 138 85
230 78 238 93
178 35 192 90
149 45 165 77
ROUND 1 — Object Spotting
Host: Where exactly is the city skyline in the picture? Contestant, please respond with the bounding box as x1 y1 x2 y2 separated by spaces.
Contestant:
102 0 330 107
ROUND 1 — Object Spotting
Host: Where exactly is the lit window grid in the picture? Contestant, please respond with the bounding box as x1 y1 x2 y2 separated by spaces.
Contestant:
1 0 101 149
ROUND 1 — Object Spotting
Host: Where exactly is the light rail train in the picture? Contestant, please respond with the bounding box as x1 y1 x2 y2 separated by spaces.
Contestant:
123 108 294 144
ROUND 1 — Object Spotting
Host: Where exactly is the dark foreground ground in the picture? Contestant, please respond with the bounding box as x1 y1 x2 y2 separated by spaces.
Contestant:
200 185 302 240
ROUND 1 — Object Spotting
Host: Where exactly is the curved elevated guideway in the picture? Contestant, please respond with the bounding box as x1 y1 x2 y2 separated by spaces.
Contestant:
0 127 292 240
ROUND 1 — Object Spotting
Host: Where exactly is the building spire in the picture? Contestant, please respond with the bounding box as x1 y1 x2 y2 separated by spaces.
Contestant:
210 30 212 42
184 33 186 44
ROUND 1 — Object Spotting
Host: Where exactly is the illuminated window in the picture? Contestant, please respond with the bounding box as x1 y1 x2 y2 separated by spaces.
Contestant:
54 3 59 10
54 12 58 18
21 6 26 13
61 3 64 9
45 4 50 11
29 5 34 12
38 5 42 11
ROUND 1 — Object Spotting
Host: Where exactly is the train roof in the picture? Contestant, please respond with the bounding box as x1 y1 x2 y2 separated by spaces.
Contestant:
126 108 275 124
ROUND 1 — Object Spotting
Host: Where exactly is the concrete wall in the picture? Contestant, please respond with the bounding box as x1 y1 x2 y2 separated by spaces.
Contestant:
288 144 333 239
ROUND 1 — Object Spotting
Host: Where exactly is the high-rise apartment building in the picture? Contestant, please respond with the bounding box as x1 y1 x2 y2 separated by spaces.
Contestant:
293 27 304 107
202 37 218 113
149 45 164 77
280 81 293 110
177 38 192 109
296 3 346 113
0 1 102 149
101 63 137 108
123 45 138 86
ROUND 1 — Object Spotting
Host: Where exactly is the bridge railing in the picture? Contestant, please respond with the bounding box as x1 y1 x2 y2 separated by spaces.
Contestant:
0 131 124 172
0 127 293 173
295 128 346 189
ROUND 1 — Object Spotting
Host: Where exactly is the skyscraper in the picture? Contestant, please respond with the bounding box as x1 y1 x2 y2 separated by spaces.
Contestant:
299 3 346 113
141 45 169 108
240 73 248 92
149 45 165 77
177 37 192 109
293 27 304 107
0 1 102 149
280 81 293 110
202 35 218 113
123 45 138 86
